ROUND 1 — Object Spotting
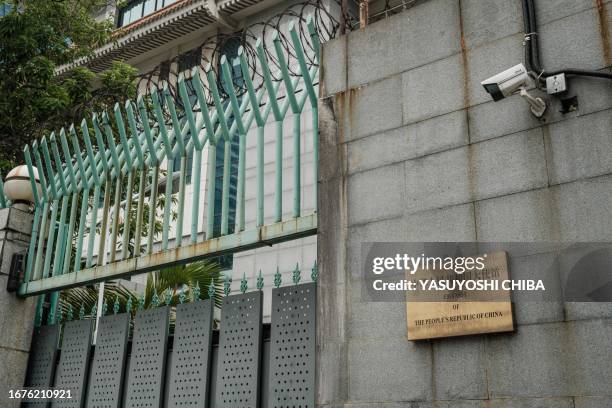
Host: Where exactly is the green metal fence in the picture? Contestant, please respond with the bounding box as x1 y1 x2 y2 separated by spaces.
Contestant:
17 19 320 315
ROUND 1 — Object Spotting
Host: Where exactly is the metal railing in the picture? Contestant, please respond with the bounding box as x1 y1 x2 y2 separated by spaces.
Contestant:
18 19 320 309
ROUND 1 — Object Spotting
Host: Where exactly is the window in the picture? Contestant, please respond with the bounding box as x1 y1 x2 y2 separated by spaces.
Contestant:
117 0 179 27
0 2 12 17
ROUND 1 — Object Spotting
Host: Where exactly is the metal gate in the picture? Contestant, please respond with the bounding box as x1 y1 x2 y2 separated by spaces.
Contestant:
23 278 317 407
18 13 322 408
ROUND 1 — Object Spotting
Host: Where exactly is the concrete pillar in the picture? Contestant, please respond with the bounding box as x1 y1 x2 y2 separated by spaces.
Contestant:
0 206 36 407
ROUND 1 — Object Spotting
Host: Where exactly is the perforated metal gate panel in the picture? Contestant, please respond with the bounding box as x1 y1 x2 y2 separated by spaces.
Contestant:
215 291 263 408
268 283 316 408
50 319 93 408
25 325 60 387
167 299 214 407
24 325 60 407
124 306 169 408
86 313 130 408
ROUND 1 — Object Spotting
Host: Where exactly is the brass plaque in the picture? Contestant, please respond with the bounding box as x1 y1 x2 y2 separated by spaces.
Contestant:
406 251 514 340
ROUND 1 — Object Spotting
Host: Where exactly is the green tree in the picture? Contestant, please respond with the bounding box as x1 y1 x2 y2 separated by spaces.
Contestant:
0 1 201 325
0 0 137 174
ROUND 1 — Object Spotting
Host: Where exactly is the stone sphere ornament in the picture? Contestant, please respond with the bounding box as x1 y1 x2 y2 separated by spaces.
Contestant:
4 165 41 205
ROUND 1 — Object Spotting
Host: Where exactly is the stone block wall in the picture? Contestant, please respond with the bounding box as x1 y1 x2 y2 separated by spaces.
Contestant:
317 0 612 406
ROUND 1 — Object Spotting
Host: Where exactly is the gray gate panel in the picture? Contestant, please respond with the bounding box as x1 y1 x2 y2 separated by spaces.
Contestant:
166 299 213 407
215 291 263 408
268 282 316 408
124 306 169 408
25 325 60 387
85 313 130 408
52 319 93 408
23 325 61 407
260 340 270 408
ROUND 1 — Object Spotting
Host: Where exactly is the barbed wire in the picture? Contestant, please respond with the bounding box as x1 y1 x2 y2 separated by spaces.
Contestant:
135 0 344 112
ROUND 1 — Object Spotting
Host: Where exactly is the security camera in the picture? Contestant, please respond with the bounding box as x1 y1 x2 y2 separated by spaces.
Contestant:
481 63 530 101
481 63 546 118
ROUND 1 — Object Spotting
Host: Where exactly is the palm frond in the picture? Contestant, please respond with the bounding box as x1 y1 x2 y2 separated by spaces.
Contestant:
59 259 223 321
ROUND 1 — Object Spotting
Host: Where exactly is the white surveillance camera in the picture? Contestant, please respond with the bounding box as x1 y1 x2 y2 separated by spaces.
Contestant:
481 63 530 101
481 63 546 117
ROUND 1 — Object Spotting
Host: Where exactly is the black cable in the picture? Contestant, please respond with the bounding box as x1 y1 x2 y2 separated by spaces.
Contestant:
521 0 534 72
522 0 612 81
545 68 612 79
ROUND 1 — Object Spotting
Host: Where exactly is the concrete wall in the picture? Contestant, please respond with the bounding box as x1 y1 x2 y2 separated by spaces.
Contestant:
0 207 36 408
317 0 612 406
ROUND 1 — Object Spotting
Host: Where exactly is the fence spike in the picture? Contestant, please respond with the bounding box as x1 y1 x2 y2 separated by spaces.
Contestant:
293 262 301 285
272 31 299 113
49 132 68 195
40 136 59 199
90 302 97 318
189 67 215 146
113 102 133 170
58 128 78 192
101 111 121 176
69 125 88 190
240 272 248 294
31 141 49 200
311 260 318 282
289 21 318 107
256 38 281 120
126 296 133 314
257 270 264 291
102 299 108 315
178 73 202 150
80 118 101 185
164 288 172 306
274 266 282 288
136 95 158 167
138 294 145 310
193 281 201 301
151 291 160 307
57 307 63 324
113 295 120 314
91 113 111 176
306 14 321 61
220 55 246 135
150 86 174 158
67 304 74 321
79 303 85 320
179 287 186 304
205 66 231 142
162 82 185 153
224 274 232 296
23 146 40 206
207 280 215 299
124 100 145 167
